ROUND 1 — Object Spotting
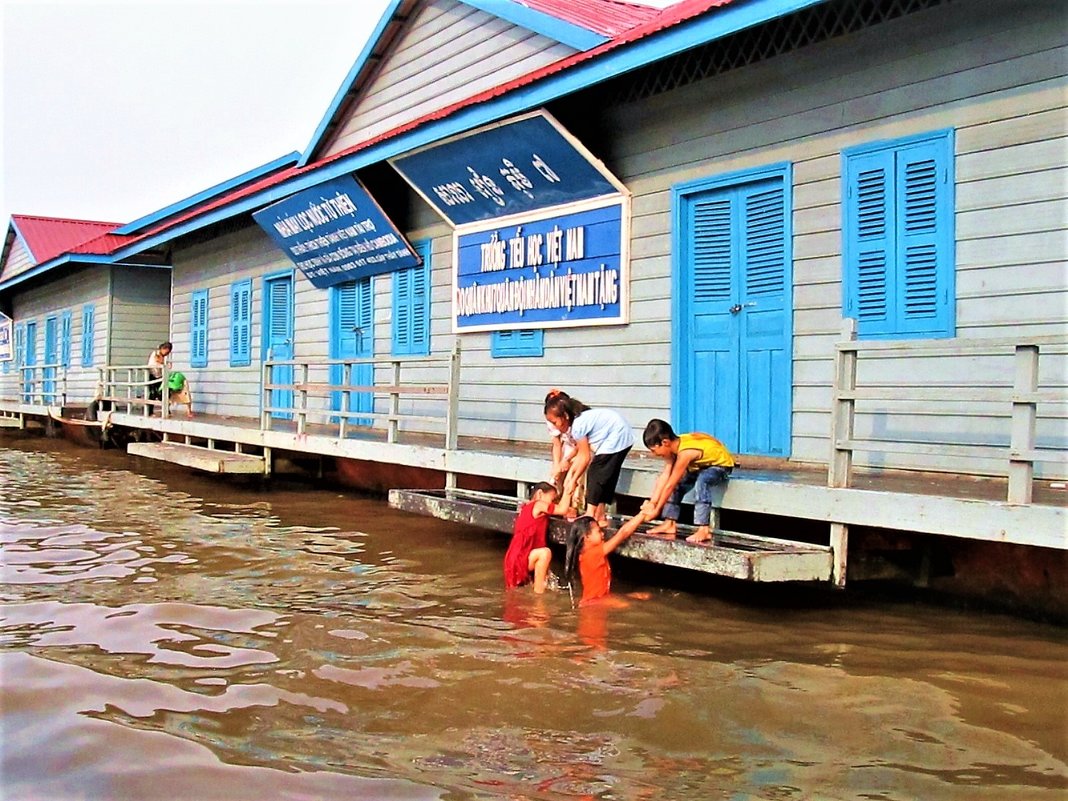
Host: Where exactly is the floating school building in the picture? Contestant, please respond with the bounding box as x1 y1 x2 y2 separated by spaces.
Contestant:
1 0 1065 612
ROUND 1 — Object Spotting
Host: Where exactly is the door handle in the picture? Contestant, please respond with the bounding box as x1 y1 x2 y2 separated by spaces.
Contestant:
729 302 756 314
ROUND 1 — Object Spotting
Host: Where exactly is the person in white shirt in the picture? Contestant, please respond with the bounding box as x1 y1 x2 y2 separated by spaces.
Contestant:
543 390 634 527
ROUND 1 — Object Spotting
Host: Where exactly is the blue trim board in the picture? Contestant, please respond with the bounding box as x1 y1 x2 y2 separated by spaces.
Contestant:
457 0 608 50
115 151 301 235
299 0 407 167
102 0 826 266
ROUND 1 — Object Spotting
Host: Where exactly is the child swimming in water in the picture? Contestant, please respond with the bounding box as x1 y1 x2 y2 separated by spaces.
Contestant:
503 482 573 593
562 512 648 604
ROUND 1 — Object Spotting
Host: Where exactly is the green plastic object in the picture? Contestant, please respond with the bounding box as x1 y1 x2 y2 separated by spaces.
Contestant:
167 371 186 391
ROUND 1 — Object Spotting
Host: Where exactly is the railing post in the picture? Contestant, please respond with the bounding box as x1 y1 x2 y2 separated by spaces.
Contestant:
261 362 271 430
828 318 857 588
1008 344 1039 504
340 361 351 439
445 339 461 451
297 362 309 436
161 366 170 420
388 361 401 444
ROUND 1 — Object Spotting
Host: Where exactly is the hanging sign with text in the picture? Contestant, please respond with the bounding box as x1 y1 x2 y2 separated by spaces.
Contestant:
253 174 420 289
391 111 623 226
0 312 11 362
454 200 627 332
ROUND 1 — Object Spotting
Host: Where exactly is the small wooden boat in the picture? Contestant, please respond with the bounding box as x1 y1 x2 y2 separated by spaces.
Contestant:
47 403 115 448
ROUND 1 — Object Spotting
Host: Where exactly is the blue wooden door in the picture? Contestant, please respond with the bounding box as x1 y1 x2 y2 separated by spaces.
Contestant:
43 316 58 402
263 274 294 419
679 171 792 456
23 321 37 402
330 278 373 425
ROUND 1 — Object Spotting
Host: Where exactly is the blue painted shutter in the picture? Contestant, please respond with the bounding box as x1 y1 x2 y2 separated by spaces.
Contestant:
15 324 24 368
896 139 952 336
392 249 430 356
845 130 953 339
230 280 252 366
846 149 893 335
191 289 209 367
744 184 786 297
80 305 95 367
692 197 732 302
491 329 544 357
60 311 72 368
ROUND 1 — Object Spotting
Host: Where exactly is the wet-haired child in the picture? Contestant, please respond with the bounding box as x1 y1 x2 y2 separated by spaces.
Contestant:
562 513 647 604
503 482 573 593
640 418 734 544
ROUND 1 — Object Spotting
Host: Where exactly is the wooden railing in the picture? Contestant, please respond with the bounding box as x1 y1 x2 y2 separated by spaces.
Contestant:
14 363 66 406
828 318 1067 584
97 364 164 416
260 341 462 446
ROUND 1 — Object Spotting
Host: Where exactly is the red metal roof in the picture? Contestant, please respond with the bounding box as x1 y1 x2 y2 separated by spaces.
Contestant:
518 0 660 37
11 214 121 265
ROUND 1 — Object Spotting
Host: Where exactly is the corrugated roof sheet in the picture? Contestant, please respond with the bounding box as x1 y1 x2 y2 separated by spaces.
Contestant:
517 0 660 37
11 214 121 265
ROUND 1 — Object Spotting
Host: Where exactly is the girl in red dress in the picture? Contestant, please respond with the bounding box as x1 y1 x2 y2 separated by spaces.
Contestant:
503 482 572 593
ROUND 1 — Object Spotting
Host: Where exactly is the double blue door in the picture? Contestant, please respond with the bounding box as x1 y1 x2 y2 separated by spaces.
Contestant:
43 316 58 403
23 321 37 402
263 274 294 419
330 278 373 425
676 167 793 456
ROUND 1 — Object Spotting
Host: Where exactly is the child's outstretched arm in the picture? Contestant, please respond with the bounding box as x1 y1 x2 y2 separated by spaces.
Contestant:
601 510 649 556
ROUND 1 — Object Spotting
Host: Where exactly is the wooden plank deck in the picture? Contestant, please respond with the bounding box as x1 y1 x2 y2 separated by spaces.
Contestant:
127 441 267 474
388 488 835 583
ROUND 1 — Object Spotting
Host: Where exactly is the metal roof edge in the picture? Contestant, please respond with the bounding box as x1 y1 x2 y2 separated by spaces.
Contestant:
457 0 608 50
115 151 301 235
297 0 409 168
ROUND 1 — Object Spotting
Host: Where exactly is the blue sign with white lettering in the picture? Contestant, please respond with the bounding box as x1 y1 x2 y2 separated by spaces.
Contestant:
253 174 420 289
392 114 620 226
454 202 625 331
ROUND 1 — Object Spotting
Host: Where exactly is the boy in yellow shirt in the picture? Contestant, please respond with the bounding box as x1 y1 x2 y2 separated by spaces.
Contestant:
639 419 734 544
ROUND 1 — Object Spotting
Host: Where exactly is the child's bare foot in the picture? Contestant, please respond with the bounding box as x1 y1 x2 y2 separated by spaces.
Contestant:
685 527 713 544
646 520 677 538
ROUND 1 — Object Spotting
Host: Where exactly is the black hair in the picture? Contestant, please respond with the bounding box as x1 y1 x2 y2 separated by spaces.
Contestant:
158 341 173 351
643 418 677 449
529 481 557 499
543 390 591 427
563 516 598 590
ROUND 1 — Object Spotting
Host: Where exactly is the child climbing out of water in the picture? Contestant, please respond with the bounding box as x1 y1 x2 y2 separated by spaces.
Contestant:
503 482 573 593
563 513 648 604
639 419 734 544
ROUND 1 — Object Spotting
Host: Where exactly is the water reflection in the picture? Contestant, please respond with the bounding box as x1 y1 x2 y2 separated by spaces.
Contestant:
0 437 1065 800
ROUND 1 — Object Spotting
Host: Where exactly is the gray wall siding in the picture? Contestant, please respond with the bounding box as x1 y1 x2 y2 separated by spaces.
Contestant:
1 236 36 282
109 268 171 369
157 0 1064 480
0 267 113 404
320 0 575 159
434 0 1066 476
173 226 273 418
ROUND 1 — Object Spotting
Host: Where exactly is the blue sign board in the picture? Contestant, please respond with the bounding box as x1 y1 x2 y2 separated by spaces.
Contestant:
253 175 420 289
0 312 11 362
392 113 620 226
454 202 625 331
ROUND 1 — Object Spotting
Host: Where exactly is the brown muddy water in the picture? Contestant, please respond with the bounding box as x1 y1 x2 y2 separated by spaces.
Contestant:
0 438 1065 801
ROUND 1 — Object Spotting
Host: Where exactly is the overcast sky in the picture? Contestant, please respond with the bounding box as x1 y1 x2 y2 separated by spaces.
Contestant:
1 0 675 233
